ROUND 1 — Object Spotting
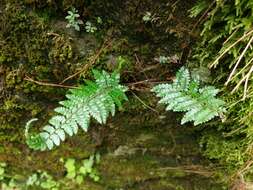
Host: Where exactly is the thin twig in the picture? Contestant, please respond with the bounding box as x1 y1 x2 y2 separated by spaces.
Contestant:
243 65 253 100
231 72 250 94
24 75 78 89
157 165 214 177
60 39 113 84
230 57 253 81
209 28 253 68
47 32 61 37
223 28 239 45
131 91 159 113
225 35 253 85
134 53 149 80
223 125 245 137
126 79 159 86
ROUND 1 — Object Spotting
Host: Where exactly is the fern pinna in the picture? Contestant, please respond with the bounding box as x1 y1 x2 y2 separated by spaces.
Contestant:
25 70 128 150
151 67 226 125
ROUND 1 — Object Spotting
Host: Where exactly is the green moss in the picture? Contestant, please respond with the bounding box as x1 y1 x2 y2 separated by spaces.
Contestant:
200 133 246 171
0 1 77 141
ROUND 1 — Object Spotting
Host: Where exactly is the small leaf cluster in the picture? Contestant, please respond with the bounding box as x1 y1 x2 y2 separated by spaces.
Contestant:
26 171 59 190
65 8 83 31
26 70 128 150
64 153 100 184
142 12 152 22
152 67 226 125
85 21 97 33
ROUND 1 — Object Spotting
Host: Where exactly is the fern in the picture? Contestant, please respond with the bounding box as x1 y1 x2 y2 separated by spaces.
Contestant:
151 67 226 126
25 70 128 150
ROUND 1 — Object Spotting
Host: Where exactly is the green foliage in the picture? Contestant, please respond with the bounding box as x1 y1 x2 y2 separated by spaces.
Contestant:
0 1 76 146
200 133 247 171
0 156 100 189
25 70 128 150
157 56 169 64
65 8 83 31
85 21 97 33
189 1 208 18
1 179 19 190
26 171 60 190
190 0 253 99
64 153 100 184
0 162 20 190
190 0 253 182
152 67 226 126
142 12 152 22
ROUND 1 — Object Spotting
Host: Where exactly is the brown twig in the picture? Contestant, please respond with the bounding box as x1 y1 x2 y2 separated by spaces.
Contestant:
24 75 78 89
131 91 158 113
157 165 214 177
60 38 113 84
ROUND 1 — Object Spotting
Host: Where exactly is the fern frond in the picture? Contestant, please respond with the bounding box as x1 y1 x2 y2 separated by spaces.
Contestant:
152 67 226 126
26 70 128 150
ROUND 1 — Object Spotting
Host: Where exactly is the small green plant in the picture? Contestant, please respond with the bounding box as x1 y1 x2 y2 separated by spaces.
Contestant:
85 21 97 33
26 171 59 190
152 67 226 125
156 56 169 64
65 8 83 31
96 17 102 24
142 11 152 22
63 153 100 184
25 70 128 150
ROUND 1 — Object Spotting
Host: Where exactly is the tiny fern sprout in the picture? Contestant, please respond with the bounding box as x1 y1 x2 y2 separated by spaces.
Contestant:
25 70 128 150
152 67 226 126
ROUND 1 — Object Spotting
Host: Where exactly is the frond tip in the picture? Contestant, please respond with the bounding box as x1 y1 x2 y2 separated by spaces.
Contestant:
25 70 128 151
151 67 226 126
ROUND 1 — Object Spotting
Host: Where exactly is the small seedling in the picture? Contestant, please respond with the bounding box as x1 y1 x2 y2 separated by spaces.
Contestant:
85 21 97 33
65 8 83 31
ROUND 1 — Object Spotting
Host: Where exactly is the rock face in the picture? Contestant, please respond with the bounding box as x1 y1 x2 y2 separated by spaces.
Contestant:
95 108 222 190
0 0 224 189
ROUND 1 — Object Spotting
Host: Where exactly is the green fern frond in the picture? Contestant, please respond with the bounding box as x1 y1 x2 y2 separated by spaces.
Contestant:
26 70 128 150
152 67 226 126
